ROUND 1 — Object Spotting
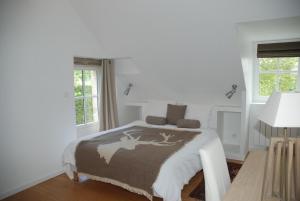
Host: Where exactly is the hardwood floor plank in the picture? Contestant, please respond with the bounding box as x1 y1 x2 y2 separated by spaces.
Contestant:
2 172 203 201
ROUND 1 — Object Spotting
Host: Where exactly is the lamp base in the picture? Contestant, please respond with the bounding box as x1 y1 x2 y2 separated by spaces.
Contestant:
271 128 290 201
280 128 289 201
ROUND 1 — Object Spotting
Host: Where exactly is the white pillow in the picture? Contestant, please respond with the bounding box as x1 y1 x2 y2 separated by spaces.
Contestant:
142 100 176 121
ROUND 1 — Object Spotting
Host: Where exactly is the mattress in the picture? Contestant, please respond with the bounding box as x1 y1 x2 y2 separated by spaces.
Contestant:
63 120 218 201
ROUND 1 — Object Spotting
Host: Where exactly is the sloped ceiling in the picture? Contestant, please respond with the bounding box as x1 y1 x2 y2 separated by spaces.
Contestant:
70 0 300 104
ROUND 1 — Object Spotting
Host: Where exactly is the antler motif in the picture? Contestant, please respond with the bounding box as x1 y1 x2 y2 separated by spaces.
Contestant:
137 132 183 146
123 129 143 141
97 129 182 164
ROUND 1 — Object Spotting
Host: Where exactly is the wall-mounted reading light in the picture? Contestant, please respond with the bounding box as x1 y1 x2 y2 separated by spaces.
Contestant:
124 83 133 96
225 84 237 99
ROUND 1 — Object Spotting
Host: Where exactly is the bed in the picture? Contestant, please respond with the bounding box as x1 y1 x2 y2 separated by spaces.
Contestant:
63 101 218 201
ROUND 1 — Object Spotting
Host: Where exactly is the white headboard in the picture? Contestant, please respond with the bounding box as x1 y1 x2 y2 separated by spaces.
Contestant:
141 100 213 128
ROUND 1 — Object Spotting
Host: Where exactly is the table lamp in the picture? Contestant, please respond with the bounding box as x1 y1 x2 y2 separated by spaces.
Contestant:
257 92 300 201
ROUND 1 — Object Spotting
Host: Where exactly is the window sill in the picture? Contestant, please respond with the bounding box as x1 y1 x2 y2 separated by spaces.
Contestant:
76 121 99 128
251 102 266 105
252 96 268 104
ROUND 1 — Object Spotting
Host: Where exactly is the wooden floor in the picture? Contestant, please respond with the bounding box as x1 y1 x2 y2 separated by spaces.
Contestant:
3 172 203 201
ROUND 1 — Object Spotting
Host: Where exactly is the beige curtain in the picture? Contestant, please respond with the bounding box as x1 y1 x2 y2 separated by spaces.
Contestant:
100 59 119 130
262 137 300 201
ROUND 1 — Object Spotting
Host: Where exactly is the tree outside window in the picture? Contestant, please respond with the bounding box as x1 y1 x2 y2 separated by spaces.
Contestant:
258 57 299 97
74 69 99 125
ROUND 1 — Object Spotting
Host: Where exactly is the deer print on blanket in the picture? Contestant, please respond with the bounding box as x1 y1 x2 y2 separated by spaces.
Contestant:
75 126 200 196
97 129 183 164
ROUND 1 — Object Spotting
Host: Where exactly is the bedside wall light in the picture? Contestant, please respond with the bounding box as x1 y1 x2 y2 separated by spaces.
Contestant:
123 83 133 96
225 84 238 99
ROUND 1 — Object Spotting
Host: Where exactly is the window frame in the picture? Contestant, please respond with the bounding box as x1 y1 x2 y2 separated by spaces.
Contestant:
74 65 102 127
253 42 300 103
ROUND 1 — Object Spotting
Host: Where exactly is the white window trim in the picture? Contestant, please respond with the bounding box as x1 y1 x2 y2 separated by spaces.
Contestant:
253 40 300 103
74 65 102 127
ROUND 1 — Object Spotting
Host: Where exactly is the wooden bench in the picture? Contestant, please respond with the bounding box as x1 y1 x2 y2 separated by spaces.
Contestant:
223 150 267 201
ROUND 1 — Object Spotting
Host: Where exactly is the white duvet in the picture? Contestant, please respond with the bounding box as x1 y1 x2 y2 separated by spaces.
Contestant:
63 120 218 201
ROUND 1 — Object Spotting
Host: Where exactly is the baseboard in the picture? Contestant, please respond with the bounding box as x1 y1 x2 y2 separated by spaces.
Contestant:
225 153 245 161
0 169 64 200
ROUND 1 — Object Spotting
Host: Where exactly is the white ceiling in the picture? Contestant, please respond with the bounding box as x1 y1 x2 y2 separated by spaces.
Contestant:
69 0 300 104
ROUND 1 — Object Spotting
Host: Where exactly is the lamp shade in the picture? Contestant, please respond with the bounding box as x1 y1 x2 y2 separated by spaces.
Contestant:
257 92 300 127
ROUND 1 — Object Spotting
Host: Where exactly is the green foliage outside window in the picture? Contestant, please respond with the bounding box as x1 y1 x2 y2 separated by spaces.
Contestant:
259 74 277 96
75 99 84 124
259 57 299 97
74 70 98 125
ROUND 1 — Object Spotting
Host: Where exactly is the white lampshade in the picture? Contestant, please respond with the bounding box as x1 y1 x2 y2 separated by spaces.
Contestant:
257 92 300 128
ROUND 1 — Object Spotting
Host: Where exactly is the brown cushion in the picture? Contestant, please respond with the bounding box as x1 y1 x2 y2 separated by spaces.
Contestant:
146 116 167 125
166 104 187 125
177 119 201 128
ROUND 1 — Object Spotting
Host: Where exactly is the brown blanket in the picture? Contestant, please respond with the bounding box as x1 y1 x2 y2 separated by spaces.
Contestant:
75 126 200 198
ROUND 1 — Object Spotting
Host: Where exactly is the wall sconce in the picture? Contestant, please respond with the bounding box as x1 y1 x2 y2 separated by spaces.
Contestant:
124 83 133 96
225 84 237 99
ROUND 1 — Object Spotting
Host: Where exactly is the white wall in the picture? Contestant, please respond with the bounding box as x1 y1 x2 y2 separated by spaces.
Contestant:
237 17 300 149
0 0 105 198
69 0 300 106
222 112 241 145
1 0 300 198
236 28 255 158
69 1 300 153
115 70 141 126
248 104 269 149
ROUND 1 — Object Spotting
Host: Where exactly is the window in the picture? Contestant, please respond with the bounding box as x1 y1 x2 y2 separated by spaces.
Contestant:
258 57 299 97
255 41 300 101
74 67 99 125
